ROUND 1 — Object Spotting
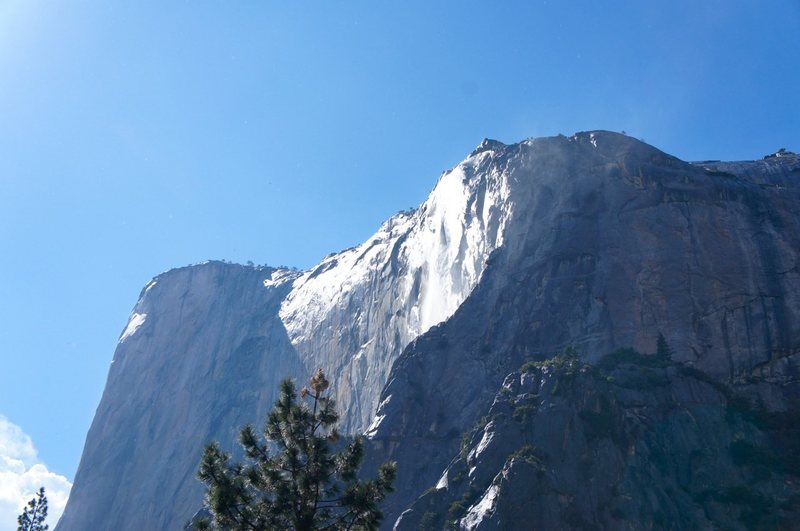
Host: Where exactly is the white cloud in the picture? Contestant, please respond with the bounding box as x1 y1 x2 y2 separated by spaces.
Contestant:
0 415 72 531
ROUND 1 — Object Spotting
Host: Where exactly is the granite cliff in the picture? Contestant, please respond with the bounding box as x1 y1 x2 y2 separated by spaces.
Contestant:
57 132 800 530
393 352 800 529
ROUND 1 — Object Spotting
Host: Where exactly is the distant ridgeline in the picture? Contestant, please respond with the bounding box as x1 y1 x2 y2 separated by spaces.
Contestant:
57 133 800 530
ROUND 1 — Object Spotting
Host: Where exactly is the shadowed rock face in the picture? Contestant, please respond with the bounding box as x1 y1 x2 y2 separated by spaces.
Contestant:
365 133 800 525
58 132 800 530
395 356 800 530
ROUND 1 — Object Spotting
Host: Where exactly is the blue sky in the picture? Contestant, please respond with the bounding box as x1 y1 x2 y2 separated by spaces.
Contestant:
0 0 798 514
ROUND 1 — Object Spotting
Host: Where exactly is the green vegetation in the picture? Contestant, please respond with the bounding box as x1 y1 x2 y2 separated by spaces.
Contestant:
445 486 480 529
460 415 491 458
703 168 737 178
465 339 799 529
450 465 467 485
418 511 438 531
512 403 538 426
655 333 673 362
195 370 396 531
520 346 584 376
507 444 546 469
594 347 670 371
17 487 48 531
590 342 677 389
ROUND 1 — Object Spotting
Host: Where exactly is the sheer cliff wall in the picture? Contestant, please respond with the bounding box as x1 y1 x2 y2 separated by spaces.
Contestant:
58 132 800 529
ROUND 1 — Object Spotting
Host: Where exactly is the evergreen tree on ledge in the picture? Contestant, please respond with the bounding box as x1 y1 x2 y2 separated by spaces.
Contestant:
196 369 396 531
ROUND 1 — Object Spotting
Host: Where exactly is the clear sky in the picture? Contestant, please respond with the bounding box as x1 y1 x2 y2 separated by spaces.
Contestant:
0 0 798 523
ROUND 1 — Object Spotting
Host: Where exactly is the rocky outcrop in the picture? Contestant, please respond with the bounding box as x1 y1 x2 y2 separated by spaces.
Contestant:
395 352 800 530
58 132 800 529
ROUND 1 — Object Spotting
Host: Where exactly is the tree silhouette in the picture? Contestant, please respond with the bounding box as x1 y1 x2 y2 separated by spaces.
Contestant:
17 487 48 531
656 333 673 361
196 369 396 530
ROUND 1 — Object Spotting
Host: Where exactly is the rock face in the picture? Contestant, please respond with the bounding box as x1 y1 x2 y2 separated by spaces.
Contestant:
58 143 512 530
276 147 512 434
56 263 308 530
58 132 800 530
395 353 800 530
366 135 800 527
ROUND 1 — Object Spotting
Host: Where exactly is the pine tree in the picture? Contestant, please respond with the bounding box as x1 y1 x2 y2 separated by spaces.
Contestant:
17 487 48 531
196 369 396 530
656 332 673 362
